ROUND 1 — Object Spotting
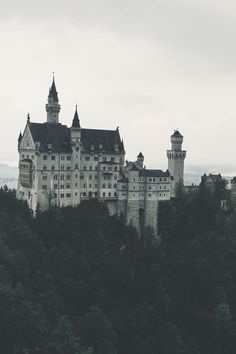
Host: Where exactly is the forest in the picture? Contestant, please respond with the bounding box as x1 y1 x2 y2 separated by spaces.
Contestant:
0 180 236 354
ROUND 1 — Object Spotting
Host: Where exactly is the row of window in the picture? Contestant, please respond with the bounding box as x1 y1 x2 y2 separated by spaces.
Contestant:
43 155 71 161
133 177 168 182
21 154 122 163
43 174 71 181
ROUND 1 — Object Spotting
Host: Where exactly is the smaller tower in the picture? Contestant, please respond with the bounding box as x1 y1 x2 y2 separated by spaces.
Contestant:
46 76 61 123
136 152 144 168
70 106 81 206
167 130 186 184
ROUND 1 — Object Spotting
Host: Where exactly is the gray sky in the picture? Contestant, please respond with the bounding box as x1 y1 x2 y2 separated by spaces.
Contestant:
1 0 236 175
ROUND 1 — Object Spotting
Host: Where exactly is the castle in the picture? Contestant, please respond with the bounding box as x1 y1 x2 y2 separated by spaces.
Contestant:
17 78 186 233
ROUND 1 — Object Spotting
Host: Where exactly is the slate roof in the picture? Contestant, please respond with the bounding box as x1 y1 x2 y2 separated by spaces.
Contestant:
171 130 183 138
72 107 80 128
81 128 124 153
28 122 124 154
139 169 170 178
137 152 144 158
29 123 72 152
48 78 59 102
202 173 222 183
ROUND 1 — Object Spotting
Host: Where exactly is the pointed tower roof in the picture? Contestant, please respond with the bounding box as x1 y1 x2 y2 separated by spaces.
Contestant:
137 152 144 158
72 105 80 128
18 131 22 141
48 76 59 102
171 129 183 138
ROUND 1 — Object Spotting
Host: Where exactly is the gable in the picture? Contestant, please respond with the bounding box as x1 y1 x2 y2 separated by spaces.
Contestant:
19 125 35 150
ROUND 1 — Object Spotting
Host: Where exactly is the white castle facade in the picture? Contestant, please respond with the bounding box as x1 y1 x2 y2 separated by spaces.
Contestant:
17 78 186 234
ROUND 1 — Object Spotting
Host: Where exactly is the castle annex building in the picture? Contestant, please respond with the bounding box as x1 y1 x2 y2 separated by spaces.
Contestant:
17 78 186 233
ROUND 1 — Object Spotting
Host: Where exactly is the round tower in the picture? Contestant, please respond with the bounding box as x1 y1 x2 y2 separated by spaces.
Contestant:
167 130 186 184
137 152 144 168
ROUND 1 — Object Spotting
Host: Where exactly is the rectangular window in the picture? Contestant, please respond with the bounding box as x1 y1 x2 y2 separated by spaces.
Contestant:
42 185 47 190
60 193 64 198
66 193 71 198
42 175 47 181
94 156 99 161
43 155 47 160
60 185 64 189
85 156 90 161
61 156 65 160
51 155 55 160
67 156 71 161
66 184 70 189
54 184 57 189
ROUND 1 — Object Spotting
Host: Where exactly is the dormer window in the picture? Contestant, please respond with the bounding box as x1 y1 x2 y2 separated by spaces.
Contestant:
91 145 94 151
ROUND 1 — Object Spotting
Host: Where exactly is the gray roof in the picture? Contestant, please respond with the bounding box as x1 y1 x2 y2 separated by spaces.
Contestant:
171 130 183 138
81 128 124 153
29 123 72 152
28 122 124 153
48 78 59 102
72 107 80 128
139 169 170 178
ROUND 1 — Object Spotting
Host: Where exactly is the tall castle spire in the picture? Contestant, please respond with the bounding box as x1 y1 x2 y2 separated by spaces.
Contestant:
46 75 61 123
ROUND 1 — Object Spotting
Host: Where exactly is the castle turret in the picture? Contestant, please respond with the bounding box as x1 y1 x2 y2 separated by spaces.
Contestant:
167 130 186 184
46 76 61 123
70 105 81 206
137 152 144 168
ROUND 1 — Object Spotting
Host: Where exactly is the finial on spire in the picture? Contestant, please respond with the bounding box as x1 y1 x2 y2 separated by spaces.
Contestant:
27 113 30 122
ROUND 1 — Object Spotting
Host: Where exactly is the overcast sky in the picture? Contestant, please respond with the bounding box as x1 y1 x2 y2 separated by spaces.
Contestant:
1 0 236 175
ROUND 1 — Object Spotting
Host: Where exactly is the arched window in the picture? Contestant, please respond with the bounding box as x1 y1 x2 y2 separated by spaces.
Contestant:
103 166 106 171
102 183 106 188
54 174 58 180
60 174 65 181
